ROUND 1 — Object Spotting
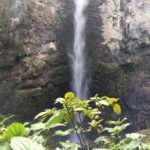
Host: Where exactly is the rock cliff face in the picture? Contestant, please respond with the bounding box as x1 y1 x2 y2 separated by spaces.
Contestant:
0 0 150 128
0 0 73 120
88 0 150 129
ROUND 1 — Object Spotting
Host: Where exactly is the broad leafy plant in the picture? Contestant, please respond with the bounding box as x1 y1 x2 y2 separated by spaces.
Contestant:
0 116 46 150
0 92 149 150
30 92 126 149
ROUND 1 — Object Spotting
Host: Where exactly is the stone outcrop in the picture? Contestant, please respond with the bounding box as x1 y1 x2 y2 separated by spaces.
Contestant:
0 0 73 120
88 0 150 129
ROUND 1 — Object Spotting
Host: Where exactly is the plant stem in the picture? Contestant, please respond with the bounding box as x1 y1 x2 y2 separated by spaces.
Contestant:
78 112 89 150
65 105 84 149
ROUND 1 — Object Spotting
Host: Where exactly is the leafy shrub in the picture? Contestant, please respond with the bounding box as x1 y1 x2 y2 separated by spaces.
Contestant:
0 92 149 150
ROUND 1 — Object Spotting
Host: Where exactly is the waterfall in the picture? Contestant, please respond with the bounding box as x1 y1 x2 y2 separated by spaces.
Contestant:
71 0 89 99
69 0 89 144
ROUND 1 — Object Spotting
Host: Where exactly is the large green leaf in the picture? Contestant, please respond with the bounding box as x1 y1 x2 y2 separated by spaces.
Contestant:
4 123 26 139
60 141 81 150
84 109 101 119
45 110 65 129
34 112 48 120
0 143 12 150
34 108 56 120
0 116 15 127
31 122 45 131
64 92 75 99
111 138 140 150
105 123 130 134
55 129 73 136
113 103 121 115
11 137 46 150
55 98 65 104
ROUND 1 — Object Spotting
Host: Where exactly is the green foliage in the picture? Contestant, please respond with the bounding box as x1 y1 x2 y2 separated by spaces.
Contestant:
45 110 65 129
0 92 150 150
4 123 26 139
11 137 46 150
0 142 11 150
111 133 150 150
0 118 46 150
55 129 73 137
59 141 81 150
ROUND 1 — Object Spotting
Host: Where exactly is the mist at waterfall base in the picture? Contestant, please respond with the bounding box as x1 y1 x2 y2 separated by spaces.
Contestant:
69 0 89 144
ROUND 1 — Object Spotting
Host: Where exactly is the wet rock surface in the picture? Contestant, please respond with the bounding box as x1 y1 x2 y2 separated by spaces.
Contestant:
0 0 73 120
88 0 150 129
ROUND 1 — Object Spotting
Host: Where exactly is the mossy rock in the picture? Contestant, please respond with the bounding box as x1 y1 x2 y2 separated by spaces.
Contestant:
15 87 42 98
91 61 128 97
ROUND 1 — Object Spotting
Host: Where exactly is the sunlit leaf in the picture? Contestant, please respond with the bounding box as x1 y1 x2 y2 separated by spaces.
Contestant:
64 92 75 99
105 123 129 134
45 110 65 129
74 100 89 110
11 137 46 150
107 98 118 105
31 135 45 145
126 133 144 139
74 108 85 111
31 122 45 131
0 142 11 150
97 100 109 106
111 134 146 150
0 116 15 127
34 108 56 120
89 120 99 128
84 109 101 119
60 141 81 150
34 112 47 120
55 98 65 104
113 103 121 115
4 123 26 139
107 118 127 125
55 129 73 136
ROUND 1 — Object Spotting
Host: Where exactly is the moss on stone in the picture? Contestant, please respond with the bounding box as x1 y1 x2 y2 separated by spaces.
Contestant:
91 61 128 97
32 59 46 70
15 87 42 98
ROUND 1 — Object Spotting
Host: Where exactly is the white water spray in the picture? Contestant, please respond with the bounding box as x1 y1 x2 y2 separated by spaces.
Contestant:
71 0 89 99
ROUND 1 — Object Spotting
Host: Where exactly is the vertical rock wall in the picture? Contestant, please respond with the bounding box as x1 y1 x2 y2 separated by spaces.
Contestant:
88 0 150 129
0 0 73 120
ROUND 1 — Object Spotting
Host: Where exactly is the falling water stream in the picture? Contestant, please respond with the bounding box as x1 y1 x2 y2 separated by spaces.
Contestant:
69 0 89 144
71 0 89 100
